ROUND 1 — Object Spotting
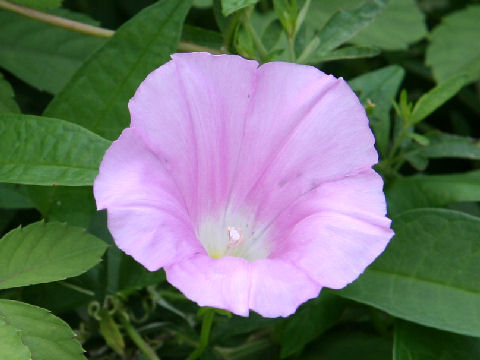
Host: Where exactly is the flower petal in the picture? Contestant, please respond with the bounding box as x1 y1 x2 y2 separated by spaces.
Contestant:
128 53 259 224
248 259 320 317
165 255 251 316
94 128 200 270
106 207 199 271
280 211 392 289
230 61 378 225
269 170 393 288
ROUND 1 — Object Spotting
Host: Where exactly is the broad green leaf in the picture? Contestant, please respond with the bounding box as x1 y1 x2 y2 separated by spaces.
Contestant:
0 299 86 360
26 186 96 227
404 132 480 170
0 183 33 209
387 170 480 216
280 293 346 358
426 5 480 82
301 329 392 360
0 318 31 360
309 0 388 58
0 114 110 186
182 25 223 48
349 65 405 157
351 0 426 50
308 45 379 63
0 72 20 114
0 221 107 289
193 0 213 8
22 282 93 314
0 9 105 94
221 0 258 16
261 20 283 51
411 73 469 125
340 209 480 337
8 0 62 10
307 0 426 50
44 0 192 140
394 321 480 360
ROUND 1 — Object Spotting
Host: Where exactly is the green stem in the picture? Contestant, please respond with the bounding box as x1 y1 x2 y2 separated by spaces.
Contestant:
287 35 296 62
187 309 216 360
58 281 95 297
244 21 268 61
118 312 160 360
0 0 223 54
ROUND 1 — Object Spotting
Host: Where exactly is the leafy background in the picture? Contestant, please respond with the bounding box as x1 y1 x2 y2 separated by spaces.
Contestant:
0 0 479 359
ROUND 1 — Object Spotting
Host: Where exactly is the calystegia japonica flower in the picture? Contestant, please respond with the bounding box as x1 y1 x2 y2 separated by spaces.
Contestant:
94 53 394 317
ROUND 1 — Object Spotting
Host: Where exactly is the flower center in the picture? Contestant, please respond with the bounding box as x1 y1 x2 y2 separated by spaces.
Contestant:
197 211 270 261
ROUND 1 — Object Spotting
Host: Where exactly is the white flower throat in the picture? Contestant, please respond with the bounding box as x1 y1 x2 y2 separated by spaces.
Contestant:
197 210 270 261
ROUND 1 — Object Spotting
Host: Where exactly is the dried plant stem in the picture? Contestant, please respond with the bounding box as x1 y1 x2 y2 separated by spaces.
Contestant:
0 0 223 54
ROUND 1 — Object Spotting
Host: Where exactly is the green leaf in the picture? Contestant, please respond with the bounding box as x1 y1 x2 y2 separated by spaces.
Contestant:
307 0 426 50
349 65 405 157
99 309 125 355
309 45 380 63
0 318 31 360
0 9 105 94
280 293 346 358
340 208 480 337
26 186 96 227
0 114 110 186
426 5 480 83
44 0 192 140
0 221 107 290
411 73 469 125
273 0 297 36
404 132 480 170
221 0 258 16
386 170 480 215
8 0 62 10
0 299 86 360
193 0 213 8
311 0 388 57
351 0 426 50
301 329 392 360
0 184 33 209
213 313 278 341
22 282 93 314
0 72 20 114
182 25 223 48
394 320 480 360
261 20 283 51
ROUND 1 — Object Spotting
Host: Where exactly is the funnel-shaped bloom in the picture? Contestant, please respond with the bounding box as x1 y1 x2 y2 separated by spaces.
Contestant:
94 53 393 317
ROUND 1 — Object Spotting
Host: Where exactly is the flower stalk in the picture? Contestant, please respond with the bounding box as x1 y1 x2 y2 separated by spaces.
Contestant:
187 308 216 360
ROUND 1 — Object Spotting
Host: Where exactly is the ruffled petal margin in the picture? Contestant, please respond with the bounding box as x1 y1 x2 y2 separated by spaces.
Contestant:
166 256 320 317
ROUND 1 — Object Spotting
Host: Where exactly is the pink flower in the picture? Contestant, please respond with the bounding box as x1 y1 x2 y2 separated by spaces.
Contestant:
94 53 393 318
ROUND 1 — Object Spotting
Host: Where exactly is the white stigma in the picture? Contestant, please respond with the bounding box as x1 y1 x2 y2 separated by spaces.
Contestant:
227 226 242 242
197 209 270 261
226 226 243 254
